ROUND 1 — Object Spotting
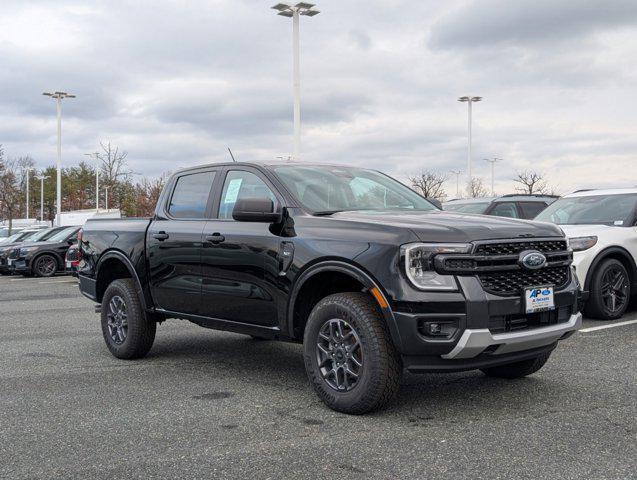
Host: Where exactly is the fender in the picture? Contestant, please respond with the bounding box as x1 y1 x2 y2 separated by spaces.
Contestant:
96 250 151 310
584 246 637 291
286 260 403 348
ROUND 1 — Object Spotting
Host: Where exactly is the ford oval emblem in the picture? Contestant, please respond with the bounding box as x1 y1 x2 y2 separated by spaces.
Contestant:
519 250 547 270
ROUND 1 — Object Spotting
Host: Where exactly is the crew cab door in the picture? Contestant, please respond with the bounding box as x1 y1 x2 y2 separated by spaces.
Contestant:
147 168 219 315
200 167 282 326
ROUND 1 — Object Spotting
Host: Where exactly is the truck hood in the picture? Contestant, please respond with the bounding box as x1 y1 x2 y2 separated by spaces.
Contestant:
327 210 564 242
559 224 614 237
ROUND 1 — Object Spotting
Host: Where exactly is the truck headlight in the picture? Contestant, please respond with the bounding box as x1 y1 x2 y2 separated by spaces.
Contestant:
568 236 597 252
402 243 471 291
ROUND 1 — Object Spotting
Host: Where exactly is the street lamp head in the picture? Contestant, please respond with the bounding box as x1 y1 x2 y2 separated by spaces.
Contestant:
458 96 470 102
471 96 482 102
272 1 319 17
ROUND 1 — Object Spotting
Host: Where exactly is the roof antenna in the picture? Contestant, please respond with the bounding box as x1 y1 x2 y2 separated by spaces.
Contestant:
227 147 237 162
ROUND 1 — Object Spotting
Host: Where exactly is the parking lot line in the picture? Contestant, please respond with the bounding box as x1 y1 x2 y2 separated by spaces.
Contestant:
580 319 637 333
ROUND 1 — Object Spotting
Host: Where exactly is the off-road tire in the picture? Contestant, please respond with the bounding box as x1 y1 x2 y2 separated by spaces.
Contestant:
101 278 156 359
303 292 402 414
481 351 552 379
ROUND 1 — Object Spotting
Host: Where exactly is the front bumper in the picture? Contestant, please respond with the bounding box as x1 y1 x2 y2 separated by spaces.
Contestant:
441 312 581 359
388 273 581 372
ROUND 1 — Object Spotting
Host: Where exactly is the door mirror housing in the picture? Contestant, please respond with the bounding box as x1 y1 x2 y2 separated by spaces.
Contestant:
232 198 282 223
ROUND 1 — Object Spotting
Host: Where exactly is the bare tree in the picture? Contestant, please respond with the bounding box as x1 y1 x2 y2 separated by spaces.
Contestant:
0 149 22 233
466 177 489 198
514 170 549 194
409 171 448 200
97 141 131 185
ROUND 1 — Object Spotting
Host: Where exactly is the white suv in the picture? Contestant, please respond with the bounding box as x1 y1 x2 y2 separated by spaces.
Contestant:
535 189 637 320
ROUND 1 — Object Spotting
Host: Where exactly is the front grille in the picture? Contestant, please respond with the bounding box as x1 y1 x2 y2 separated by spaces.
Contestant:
434 238 572 297
489 305 572 334
479 266 570 296
474 239 567 256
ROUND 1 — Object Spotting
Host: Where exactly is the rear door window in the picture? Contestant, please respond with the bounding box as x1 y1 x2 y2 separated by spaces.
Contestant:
519 202 548 219
168 171 216 219
489 202 519 218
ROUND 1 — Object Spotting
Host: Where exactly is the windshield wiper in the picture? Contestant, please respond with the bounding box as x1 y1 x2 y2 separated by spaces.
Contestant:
313 210 346 216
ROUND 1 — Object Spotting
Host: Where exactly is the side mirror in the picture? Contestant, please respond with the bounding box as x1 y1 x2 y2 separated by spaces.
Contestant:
67 238 77 245
232 198 282 223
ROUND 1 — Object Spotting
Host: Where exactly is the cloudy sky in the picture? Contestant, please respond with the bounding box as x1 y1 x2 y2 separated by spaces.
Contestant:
1 0 636 195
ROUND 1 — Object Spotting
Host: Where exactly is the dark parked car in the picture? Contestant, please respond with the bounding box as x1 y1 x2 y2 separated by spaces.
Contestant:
8 226 80 277
77 162 581 414
0 227 66 275
443 194 558 219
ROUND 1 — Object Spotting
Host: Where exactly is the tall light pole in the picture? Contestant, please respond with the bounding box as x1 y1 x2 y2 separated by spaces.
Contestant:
25 167 33 220
35 175 50 223
272 2 320 161
43 91 76 226
458 96 482 184
105 187 109 211
85 152 100 212
450 170 462 198
484 158 501 196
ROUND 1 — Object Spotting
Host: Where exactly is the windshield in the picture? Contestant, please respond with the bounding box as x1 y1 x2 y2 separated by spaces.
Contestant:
535 194 637 226
273 165 437 214
47 227 78 242
444 202 490 214
1 232 22 243
27 228 58 242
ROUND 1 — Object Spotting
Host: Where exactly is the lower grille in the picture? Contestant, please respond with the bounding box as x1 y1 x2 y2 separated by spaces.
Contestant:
478 266 570 296
489 305 572 334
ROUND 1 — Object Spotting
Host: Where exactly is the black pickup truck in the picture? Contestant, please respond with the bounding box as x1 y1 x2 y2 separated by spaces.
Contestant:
77 162 581 414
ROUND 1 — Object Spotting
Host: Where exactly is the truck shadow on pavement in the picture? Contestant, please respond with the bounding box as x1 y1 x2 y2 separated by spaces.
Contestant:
140 330 578 417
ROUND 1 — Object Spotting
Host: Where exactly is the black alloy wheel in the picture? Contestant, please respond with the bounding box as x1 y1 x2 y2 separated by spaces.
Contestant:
585 258 631 320
106 295 128 345
316 318 364 392
34 255 57 277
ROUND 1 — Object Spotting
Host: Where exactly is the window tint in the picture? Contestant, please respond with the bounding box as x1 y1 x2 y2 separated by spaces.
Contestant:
219 171 277 220
489 202 519 218
519 202 548 219
168 171 215 219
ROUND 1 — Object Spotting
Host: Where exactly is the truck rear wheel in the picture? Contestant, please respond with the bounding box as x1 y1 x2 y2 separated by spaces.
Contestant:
481 351 552 379
101 278 156 359
303 292 401 414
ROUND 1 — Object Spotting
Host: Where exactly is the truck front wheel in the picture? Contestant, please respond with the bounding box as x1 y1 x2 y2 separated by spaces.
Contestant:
481 351 552 379
101 278 156 359
303 292 401 414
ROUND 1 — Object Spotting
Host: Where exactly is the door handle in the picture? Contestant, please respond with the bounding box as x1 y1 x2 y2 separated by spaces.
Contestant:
205 233 225 244
152 232 170 241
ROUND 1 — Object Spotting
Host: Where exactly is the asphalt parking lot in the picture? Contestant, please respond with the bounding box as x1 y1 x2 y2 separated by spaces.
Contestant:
1 275 635 480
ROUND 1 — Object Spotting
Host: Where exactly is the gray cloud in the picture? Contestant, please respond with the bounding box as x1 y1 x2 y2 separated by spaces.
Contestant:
0 0 636 195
